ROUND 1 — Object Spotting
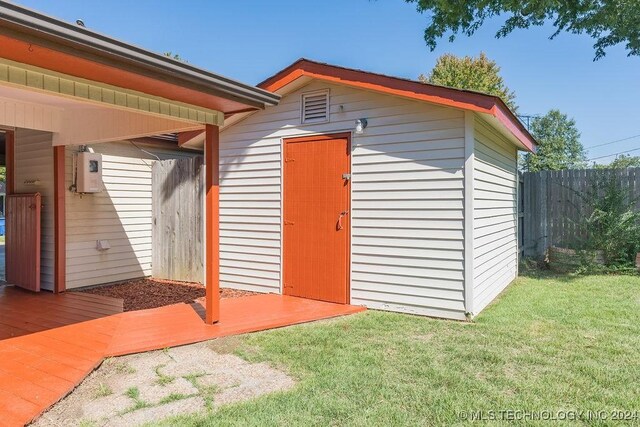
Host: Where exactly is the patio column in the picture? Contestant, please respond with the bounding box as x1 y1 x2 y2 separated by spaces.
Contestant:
205 124 220 324
53 145 66 293
5 130 14 195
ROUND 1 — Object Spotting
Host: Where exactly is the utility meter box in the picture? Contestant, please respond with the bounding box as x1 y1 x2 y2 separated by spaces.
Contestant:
76 152 102 193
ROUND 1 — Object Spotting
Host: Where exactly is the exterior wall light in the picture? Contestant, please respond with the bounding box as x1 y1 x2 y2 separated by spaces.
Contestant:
355 118 368 134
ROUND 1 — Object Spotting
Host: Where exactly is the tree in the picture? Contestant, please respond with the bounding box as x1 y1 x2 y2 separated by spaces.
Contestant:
421 52 517 111
163 52 186 62
523 110 586 172
405 0 640 60
595 154 640 169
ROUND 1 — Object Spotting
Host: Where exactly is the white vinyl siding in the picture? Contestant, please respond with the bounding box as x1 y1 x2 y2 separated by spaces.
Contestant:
473 117 518 313
220 81 467 319
14 129 55 290
64 140 199 289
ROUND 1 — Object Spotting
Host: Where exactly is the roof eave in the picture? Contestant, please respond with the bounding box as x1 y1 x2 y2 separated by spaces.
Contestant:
259 59 537 153
0 1 280 109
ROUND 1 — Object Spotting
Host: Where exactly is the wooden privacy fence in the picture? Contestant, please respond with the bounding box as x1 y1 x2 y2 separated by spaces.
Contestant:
521 167 640 258
152 156 205 283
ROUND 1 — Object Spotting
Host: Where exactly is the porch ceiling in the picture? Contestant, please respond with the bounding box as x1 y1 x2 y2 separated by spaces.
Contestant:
0 80 207 146
0 58 224 127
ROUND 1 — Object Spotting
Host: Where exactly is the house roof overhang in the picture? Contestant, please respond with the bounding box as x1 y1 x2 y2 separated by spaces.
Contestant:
0 58 224 126
0 1 280 116
259 59 537 153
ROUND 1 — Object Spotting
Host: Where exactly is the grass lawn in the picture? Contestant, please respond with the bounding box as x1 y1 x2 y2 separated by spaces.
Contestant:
161 273 640 426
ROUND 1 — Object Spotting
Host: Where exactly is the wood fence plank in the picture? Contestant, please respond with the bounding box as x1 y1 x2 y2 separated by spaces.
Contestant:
152 157 205 283
519 167 640 258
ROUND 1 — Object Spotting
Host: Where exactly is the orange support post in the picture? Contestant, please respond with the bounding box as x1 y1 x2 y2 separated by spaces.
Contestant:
53 146 66 293
5 130 14 195
205 124 220 324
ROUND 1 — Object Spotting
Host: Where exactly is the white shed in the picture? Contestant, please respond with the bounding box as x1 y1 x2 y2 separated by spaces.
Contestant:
184 59 536 320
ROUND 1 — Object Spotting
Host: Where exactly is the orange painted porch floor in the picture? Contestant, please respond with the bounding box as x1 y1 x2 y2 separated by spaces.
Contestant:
0 291 365 426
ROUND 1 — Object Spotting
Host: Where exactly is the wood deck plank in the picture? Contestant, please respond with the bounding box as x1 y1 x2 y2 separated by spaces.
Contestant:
0 393 40 427
0 358 74 393
0 289 365 426
0 296 123 318
0 369 61 406
0 286 124 341
63 294 125 310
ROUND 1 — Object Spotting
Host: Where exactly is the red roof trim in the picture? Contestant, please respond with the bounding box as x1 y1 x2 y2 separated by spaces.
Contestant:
259 59 536 153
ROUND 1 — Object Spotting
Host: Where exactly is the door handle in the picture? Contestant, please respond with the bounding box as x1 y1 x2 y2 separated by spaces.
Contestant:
336 211 349 230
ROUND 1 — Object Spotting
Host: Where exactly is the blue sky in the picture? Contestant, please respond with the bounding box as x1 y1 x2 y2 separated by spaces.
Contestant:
15 0 640 163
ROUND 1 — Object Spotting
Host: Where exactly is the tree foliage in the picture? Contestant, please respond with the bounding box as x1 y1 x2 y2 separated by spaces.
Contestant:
405 0 640 60
577 173 640 266
163 52 186 62
420 52 517 111
523 109 586 172
594 154 640 170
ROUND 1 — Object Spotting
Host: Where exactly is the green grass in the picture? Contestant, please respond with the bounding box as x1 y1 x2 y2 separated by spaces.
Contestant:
122 386 150 413
109 359 135 375
182 373 219 410
93 382 113 398
125 386 140 400
199 384 220 410
155 365 175 386
158 274 640 426
183 373 205 388
159 393 191 405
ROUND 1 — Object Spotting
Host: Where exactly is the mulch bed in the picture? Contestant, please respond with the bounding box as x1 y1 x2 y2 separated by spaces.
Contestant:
77 278 258 312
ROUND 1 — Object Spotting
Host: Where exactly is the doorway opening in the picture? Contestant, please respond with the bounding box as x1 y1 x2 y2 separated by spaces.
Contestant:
0 129 42 292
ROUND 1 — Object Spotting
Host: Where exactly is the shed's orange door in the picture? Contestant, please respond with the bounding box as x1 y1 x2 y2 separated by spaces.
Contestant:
283 134 350 304
6 193 41 292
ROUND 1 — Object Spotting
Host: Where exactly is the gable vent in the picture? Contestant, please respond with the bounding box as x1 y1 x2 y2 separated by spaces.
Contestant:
301 90 329 124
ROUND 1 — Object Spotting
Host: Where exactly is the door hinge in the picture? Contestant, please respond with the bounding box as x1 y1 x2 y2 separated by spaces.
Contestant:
342 173 351 180
285 157 295 163
284 220 295 225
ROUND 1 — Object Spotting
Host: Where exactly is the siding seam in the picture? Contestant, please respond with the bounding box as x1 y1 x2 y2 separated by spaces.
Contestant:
463 111 475 317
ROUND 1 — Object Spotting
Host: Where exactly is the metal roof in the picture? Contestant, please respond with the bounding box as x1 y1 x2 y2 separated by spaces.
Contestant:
0 1 280 109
